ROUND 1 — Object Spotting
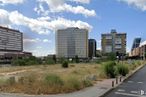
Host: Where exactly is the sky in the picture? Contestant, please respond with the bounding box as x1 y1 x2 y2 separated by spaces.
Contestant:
0 0 146 56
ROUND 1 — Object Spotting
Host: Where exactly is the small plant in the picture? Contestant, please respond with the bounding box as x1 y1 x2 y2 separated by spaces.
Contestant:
44 57 55 65
103 61 117 78
107 53 117 61
82 80 93 87
66 77 81 90
117 63 129 76
44 74 63 86
62 61 69 68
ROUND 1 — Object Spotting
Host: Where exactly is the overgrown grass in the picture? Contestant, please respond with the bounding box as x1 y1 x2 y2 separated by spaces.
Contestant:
103 61 117 78
0 60 145 94
100 60 145 78
117 63 129 76
0 74 93 94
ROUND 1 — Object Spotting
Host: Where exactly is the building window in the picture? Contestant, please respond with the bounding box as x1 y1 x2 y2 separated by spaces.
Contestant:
105 46 112 53
105 35 112 39
115 45 122 49
115 38 122 44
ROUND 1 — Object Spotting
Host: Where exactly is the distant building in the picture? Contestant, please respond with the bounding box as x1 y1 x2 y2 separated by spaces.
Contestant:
131 38 141 51
139 41 146 59
129 38 141 58
88 39 96 58
129 40 146 59
101 29 126 55
96 50 102 57
0 26 32 64
56 27 88 58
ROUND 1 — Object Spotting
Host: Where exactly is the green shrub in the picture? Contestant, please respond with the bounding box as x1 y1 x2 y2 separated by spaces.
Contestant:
103 61 117 78
44 57 55 65
117 64 129 76
75 55 79 63
96 60 102 64
44 74 63 86
66 77 81 90
82 80 93 87
12 56 42 66
12 59 27 66
107 53 117 61
62 61 69 68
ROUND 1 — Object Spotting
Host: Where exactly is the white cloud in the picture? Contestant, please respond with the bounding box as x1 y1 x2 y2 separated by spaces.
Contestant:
36 0 96 17
23 38 41 43
0 9 11 26
0 0 25 5
43 39 52 43
48 17 92 31
53 4 96 17
118 0 146 11
0 9 92 35
71 0 91 4
36 46 43 49
24 38 52 43
37 16 51 21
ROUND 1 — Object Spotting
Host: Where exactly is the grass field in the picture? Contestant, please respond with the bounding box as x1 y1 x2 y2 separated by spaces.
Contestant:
0 63 104 94
0 60 145 94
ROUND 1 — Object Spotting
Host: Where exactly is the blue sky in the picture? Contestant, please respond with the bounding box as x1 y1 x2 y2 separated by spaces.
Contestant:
0 0 146 56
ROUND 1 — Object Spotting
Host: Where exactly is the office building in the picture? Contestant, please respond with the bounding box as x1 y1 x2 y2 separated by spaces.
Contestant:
0 26 23 52
0 26 31 63
88 39 96 58
129 38 141 58
101 29 126 55
56 27 88 58
131 38 141 51
129 40 146 59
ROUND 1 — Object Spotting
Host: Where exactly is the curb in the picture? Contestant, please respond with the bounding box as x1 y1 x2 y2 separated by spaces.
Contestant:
99 64 145 97
123 64 145 82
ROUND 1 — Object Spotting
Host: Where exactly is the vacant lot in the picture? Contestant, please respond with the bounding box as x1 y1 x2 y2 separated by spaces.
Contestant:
0 63 104 94
0 60 144 94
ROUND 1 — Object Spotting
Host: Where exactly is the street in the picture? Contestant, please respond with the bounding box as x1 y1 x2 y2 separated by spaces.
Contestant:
104 65 146 97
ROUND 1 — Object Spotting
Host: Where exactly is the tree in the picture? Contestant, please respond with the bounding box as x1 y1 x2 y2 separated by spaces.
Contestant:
75 55 79 63
107 53 116 61
53 55 57 64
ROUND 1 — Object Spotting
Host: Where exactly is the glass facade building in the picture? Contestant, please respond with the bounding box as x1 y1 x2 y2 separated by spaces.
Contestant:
56 27 88 58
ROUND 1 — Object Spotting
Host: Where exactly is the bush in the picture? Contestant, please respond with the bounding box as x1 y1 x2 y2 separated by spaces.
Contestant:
75 55 79 63
44 57 55 65
82 80 93 87
12 59 27 66
66 77 81 90
117 63 129 76
44 74 63 86
12 56 42 66
62 61 69 68
107 53 117 61
103 61 117 78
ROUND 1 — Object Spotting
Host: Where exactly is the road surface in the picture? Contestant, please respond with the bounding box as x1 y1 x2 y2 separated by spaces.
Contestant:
104 65 146 97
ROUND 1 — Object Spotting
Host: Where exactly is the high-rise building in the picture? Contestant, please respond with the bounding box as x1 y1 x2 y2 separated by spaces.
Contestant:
0 26 31 63
88 39 96 58
0 26 23 52
101 29 126 55
56 27 88 58
131 38 141 51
